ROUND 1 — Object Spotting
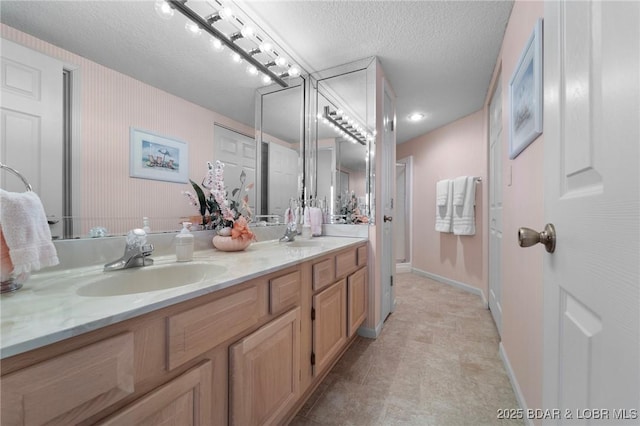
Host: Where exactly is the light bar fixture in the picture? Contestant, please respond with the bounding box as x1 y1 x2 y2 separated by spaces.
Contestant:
321 106 373 146
165 0 300 88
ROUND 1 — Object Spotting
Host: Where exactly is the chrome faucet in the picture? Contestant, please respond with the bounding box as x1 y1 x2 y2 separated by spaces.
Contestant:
279 222 298 242
104 229 154 271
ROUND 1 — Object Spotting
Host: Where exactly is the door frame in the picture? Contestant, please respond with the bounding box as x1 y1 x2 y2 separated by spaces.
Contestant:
395 156 413 272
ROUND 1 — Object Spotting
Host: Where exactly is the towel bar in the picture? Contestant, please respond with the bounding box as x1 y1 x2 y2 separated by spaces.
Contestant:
0 162 33 192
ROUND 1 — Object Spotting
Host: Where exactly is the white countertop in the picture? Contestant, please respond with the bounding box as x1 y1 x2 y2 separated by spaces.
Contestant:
0 236 366 359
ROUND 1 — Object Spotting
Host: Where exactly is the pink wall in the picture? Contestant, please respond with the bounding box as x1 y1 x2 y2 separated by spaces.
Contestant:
397 110 487 296
497 0 544 416
1 24 255 236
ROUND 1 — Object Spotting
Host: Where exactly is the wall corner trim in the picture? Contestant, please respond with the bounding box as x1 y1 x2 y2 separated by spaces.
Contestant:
357 320 384 339
411 268 487 306
499 343 534 426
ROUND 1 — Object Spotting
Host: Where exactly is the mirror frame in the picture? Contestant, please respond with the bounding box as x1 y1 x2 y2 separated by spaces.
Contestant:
255 75 308 218
308 57 377 224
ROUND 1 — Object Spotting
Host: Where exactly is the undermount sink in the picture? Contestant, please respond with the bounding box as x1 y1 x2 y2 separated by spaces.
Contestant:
76 263 226 297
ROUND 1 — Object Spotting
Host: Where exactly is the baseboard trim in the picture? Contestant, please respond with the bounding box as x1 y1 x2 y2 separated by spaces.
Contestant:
411 267 487 305
357 320 383 339
396 263 412 273
499 343 533 426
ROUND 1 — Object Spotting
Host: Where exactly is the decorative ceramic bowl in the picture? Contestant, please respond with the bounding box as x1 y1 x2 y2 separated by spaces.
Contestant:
212 235 251 252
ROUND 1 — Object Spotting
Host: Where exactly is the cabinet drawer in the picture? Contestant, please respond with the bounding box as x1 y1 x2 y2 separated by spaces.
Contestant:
357 245 368 267
270 270 301 314
1 332 134 426
312 258 335 291
167 283 268 370
335 248 357 278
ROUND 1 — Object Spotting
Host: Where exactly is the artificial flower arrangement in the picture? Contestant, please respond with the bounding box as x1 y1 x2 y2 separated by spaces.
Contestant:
182 160 256 242
339 190 369 224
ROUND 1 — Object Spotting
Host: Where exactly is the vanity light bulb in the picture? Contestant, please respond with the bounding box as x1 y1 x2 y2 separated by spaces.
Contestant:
230 52 242 63
288 65 301 77
210 38 224 51
154 0 174 20
246 65 259 76
219 7 233 20
240 26 255 38
275 56 288 67
259 42 273 53
185 21 202 37
262 75 272 85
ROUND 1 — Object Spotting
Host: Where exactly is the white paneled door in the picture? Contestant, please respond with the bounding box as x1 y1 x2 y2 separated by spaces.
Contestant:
1 39 63 238
543 1 639 422
213 125 256 216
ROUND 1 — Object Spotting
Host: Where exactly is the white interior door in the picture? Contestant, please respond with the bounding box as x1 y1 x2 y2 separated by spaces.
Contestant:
543 1 639 420
488 77 503 336
213 125 256 215
268 141 298 220
381 83 396 320
0 38 63 238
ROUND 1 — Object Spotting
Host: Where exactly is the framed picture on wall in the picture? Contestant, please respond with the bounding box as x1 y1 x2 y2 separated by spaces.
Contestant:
129 127 189 183
509 18 543 159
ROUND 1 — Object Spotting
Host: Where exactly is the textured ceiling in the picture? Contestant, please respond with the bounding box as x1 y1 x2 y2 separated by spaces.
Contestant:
0 0 513 144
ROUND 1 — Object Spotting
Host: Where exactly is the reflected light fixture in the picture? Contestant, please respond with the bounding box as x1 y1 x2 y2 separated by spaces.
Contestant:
164 0 302 87
322 106 372 146
408 112 426 122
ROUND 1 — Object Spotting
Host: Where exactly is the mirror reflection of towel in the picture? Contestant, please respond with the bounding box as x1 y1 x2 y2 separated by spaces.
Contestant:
0 189 59 276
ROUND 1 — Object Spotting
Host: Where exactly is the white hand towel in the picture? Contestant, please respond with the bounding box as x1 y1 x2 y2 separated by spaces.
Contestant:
453 176 477 236
452 176 468 206
435 180 453 233
0 189 59 275
436 179 450 206
309 207 323 236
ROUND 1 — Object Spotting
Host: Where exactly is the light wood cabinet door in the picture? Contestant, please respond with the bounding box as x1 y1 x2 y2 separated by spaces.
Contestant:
98 360 212 426
1 333 134 426
312 279 347 375
347 267 367 337
229 308 301 426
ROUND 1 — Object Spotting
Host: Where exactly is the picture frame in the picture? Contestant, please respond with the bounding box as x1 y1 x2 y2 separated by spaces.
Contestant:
129 127 188 183
509 18 543 159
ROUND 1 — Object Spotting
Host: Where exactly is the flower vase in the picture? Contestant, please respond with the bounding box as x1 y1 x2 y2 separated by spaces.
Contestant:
212 235 252 251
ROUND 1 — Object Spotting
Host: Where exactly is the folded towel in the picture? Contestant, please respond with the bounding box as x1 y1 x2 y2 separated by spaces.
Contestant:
0 189 59 276
436 179 450 206
0 229 13 282
453 176 477 236
435 180 453 233
309 207 323 236
452 176 468 206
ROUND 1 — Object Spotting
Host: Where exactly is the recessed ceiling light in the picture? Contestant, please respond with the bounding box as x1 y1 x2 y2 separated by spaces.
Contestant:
408 112 425 122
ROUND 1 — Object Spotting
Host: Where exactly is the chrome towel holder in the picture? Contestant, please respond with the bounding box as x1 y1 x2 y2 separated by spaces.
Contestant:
0 162 33 192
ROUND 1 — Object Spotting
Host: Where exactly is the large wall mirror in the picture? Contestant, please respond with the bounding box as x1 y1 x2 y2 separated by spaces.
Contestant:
256 80 305 222
0 1 305 240
311 58 376 224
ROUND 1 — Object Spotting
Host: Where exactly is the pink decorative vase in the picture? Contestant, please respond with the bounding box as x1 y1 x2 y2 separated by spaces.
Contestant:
212 235 252 252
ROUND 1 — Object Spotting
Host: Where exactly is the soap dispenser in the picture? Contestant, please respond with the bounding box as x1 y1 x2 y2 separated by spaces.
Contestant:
175 222 194 262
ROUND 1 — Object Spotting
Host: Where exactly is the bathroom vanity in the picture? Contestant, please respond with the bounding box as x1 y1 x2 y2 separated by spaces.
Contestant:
0 237 367 425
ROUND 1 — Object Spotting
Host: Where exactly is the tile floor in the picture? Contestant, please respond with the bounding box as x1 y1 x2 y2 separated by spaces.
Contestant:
290 273 524 426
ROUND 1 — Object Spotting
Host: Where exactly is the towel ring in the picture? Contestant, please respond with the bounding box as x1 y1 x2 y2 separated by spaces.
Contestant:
0 162 33 192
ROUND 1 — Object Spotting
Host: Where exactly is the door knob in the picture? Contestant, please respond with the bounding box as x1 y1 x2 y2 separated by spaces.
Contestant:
384 215 393 222
518 223 556 253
